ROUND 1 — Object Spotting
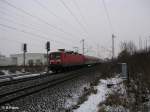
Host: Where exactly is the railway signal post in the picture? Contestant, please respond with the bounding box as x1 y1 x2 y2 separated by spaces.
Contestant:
46 41 50 72
22 43 27 72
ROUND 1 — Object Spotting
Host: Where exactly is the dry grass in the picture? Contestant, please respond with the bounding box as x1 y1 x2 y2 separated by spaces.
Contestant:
67 78 99 111
97 92 128 112
76 86 98 106
105 93 127 107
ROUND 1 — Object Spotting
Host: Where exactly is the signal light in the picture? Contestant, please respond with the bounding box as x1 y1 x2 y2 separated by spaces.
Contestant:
22 43 27 52
46 41 50 51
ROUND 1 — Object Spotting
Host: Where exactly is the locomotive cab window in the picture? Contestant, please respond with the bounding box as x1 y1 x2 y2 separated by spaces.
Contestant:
50 52 61 59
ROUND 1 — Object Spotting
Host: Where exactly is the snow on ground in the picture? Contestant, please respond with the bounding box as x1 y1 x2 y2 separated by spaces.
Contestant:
72 76 125 112
65 83 90 109
1 70 23 75
73 82 108 112
0 70 48 75
105 105 128 112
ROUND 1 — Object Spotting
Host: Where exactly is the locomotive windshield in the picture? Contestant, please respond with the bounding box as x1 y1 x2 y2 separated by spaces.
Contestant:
50 52 61 59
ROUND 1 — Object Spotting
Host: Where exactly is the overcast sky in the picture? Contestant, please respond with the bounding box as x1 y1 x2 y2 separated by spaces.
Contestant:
0 0 150 58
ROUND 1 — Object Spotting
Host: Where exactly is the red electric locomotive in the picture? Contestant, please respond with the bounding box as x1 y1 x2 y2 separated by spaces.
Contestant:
49 49 100 72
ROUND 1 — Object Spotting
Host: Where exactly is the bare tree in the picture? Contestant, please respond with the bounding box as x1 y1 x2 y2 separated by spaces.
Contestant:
120 41 137 55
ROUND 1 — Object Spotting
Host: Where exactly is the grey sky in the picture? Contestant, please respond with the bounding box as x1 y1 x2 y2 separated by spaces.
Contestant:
0 0 150 58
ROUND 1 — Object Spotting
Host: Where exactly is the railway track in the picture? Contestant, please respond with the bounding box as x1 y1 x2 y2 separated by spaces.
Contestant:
0 72 53 87
0 68 87 105
0 69 80 87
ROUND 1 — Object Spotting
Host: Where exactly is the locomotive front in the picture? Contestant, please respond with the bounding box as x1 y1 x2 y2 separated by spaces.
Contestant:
49 52 62 72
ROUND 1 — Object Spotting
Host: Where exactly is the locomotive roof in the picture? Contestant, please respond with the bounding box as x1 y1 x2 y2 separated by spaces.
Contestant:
50 51 82 55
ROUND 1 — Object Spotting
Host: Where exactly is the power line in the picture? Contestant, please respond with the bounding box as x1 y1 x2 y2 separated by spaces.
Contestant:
0 36 40 47
99 0 116 58
0 23 49 43
0 36 48 54
72 0 88 29
0 16 39 31
72 0 98 46
0 24 48 41
59 0 99 51
59 0 89 38
72 0 91 37
0 0 82 40
0 15 79 45
0 10 79 45
0 9 42 28
101 0 114 33
0 23 72 47
32 0 87 38
0 28 42 47
0 0 99 55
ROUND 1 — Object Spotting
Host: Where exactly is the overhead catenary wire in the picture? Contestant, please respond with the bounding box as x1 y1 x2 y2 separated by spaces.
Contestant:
0 0 106 56
0 23 51 42
72 0 93 40
32 0 88 38
0 9 43 29
72 0 88 30
0 36 41 48
97 0 116 58
1 0 98 50
72 0 98 46
59 0 99 54
0 10 81 46
59 0 89 38
0 38 47 55
0 6 82 53
0 0 82 40
0 9 43 31
0 28 44 48
0 15 79 45
101 0 114 33
0 23 73 47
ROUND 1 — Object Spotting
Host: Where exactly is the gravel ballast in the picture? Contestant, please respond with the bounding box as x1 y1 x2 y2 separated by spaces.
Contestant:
0 66 102 112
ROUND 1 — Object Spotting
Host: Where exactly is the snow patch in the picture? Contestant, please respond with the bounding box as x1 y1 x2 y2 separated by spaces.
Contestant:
74 83 108 112
105 105 129 112
72 77 124 112
65 83 90 109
